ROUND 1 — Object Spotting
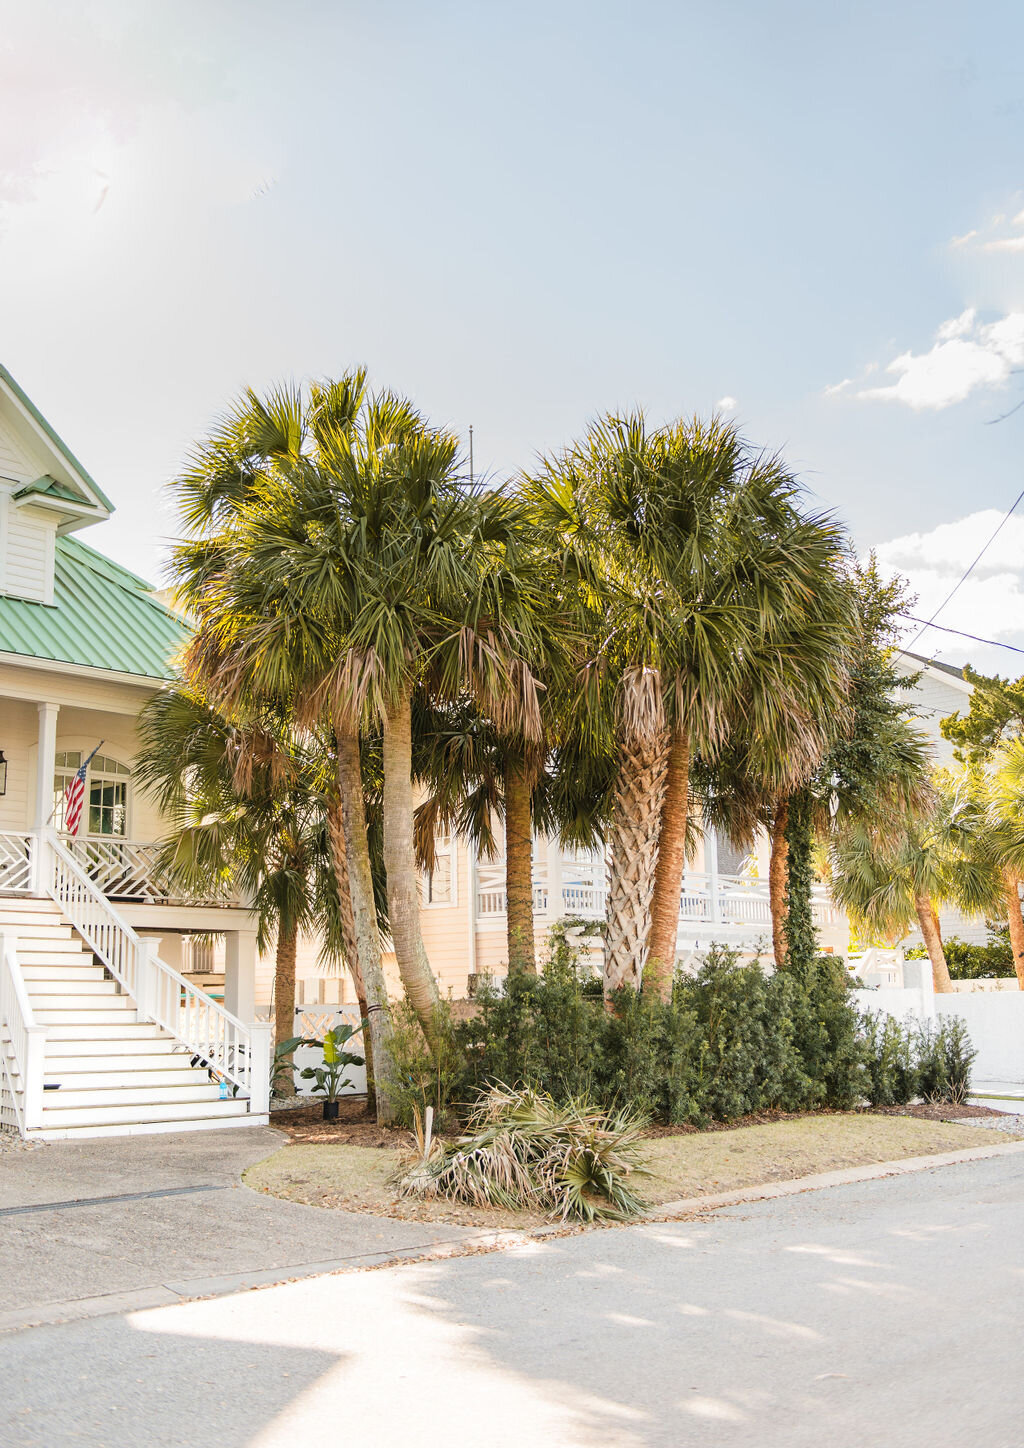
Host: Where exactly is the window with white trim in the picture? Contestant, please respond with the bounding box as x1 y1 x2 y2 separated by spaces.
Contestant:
421 833 455 905
53 751 130 837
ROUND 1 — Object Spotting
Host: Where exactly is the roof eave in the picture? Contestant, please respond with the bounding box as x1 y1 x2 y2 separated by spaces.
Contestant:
0 364 115 515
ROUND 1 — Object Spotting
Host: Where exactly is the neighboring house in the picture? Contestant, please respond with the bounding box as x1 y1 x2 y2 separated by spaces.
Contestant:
894 651 990 948
0 366 271 1139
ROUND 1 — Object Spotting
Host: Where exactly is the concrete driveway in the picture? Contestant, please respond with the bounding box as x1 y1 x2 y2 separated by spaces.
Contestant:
0 1127 480 1331
2 1150 1023 1446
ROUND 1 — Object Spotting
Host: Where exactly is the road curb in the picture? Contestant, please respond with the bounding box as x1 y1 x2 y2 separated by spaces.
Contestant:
4 1137 1022 1336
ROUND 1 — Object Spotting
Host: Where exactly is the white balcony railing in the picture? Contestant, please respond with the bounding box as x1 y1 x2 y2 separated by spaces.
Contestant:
61 837 239 906
475 861 837 937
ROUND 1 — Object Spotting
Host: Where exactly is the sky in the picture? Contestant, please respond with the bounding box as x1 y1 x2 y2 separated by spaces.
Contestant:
2 0 1024 675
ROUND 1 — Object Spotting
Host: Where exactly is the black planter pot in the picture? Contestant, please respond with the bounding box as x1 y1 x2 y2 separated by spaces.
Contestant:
323 1100 340 1121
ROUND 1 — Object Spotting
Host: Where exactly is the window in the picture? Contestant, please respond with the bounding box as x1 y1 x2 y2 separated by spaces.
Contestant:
421 834 455 906
53 751 130 837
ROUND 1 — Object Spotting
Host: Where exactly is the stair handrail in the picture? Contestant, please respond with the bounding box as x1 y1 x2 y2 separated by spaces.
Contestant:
44 831 267 1104
0 931 46 1136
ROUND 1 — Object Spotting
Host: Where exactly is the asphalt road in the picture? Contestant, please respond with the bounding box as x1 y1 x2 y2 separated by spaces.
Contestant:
3 1152 1023 1448
0 1128 480 1327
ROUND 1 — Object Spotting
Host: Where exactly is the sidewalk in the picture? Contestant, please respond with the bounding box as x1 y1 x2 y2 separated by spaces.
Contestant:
0 1127 481 1333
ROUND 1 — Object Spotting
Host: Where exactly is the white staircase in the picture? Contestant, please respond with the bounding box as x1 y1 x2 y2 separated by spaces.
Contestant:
1 897 259 1140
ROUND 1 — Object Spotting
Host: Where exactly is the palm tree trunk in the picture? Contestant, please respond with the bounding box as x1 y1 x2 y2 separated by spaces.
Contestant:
1001 867 1024 988
335 727 398 1122
382 690 443 1046
605 733 670 996
769 801 789 967
915 893 953 993
504 758 536 974
644 726 690 1001
326 796 374 1107
272 918 298 1093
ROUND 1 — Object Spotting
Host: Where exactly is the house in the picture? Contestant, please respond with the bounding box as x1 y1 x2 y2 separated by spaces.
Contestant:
0 365 271 1139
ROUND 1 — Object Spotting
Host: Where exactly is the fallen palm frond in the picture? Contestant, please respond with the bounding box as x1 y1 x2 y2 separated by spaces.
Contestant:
394 1084 650 1222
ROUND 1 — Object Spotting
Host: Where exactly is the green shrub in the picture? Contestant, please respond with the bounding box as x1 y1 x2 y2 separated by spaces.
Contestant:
906 931 1015 980
452 943 867 1127
915 1017 977 1104
860 1013 918 1106
385 1000 463 1129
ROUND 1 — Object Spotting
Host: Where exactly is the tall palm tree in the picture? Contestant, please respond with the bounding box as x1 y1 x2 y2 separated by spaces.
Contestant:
526 413 854 997
169 374 401 1114
172 375 550 1051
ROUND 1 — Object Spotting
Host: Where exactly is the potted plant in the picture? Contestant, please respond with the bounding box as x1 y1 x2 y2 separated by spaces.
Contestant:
298 1023 365 1120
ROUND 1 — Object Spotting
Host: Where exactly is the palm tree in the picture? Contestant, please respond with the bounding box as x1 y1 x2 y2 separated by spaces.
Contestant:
172 375 550 1052
169 374 401 1114
413 691 610 975
133 685 325 1076
526 413 854 997
959 749 1024 986
827 774 994 993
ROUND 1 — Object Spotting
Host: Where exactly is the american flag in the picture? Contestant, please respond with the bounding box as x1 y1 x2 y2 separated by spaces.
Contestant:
63 760 88 837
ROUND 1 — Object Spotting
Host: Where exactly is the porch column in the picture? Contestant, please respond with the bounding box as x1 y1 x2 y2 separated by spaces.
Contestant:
34 702 60 829
224 929 258 1021
705 825 720 924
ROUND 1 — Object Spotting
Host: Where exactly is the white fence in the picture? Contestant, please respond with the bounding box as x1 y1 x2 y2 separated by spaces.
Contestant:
853 956 1024 1087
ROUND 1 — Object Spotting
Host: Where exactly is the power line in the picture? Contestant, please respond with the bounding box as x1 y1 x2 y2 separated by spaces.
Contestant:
900 483 1024 658
899 613 1024 658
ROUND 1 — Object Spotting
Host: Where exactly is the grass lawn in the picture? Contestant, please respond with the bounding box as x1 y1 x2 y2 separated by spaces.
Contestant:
244 1112 1015 1230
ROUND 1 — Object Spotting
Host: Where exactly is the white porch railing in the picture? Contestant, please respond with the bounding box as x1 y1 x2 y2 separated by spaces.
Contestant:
475 862 836 936
63 837 237 906
0 832 33 895
46 833 269 1109
0 931 46 1136
679 873 838 929
477 859 607 920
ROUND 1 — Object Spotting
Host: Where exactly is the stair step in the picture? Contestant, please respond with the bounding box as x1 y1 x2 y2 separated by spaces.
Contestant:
0 923 77 942
21 965 107 982
34 1007 139 1025
27 979 119 996
16 944 94 962
36 1098 251 1128
43 1066 207 1088
44 1024 167 1043
42 1083 227 1109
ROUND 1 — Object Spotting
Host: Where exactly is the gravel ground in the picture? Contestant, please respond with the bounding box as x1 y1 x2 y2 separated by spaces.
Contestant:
0 1130 40 1154
952 1113 1024 1134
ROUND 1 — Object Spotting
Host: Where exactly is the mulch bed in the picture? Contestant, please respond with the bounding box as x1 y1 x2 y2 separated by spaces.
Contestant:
267 1094 1001 1148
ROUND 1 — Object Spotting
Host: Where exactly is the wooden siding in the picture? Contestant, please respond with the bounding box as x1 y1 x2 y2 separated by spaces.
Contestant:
5 505 55 603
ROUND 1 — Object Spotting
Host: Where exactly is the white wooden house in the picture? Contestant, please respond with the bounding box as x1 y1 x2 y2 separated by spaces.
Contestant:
0 366 271 1140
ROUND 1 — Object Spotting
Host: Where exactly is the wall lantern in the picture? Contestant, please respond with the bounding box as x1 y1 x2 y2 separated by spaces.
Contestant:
0 750 7 796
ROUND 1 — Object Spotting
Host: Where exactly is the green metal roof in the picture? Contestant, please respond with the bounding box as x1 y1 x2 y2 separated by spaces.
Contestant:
0 363 114 513
13 475 89 507
0 535 186 681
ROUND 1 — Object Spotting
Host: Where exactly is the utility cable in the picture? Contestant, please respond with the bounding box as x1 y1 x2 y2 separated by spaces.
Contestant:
899 484 1024 657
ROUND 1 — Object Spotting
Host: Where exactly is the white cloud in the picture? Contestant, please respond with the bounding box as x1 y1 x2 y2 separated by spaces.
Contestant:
874 511 1024 673
844 309 1024 410
716 395 737 412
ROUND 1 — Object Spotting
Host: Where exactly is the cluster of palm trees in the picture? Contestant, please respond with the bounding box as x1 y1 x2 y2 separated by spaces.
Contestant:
141 370 937 1121
828 734 1024 993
